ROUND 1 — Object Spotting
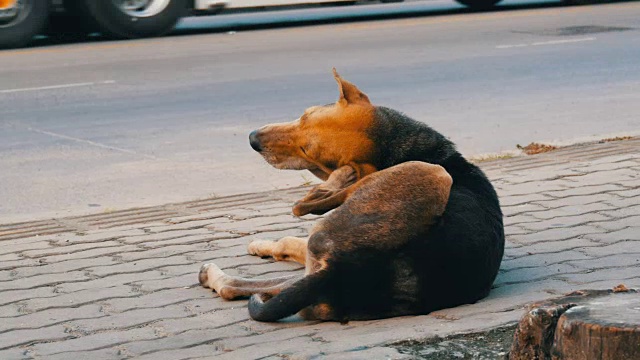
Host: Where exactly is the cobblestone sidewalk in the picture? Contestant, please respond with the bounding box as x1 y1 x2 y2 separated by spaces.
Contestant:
1 139 638 360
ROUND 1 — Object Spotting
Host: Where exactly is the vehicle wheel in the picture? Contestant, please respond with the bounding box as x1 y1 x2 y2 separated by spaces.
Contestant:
455 0 502 10
80 0 187 39
0 0 50 49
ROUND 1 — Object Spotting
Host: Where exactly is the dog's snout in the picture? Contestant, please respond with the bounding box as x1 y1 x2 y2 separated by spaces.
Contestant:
249 130 262 152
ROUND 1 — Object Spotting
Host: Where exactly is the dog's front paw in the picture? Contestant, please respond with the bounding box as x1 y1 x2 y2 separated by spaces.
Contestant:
247 240 274 258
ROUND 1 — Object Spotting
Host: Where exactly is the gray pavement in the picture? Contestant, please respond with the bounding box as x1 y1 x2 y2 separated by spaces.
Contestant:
2 0 640 222
0 138 638 359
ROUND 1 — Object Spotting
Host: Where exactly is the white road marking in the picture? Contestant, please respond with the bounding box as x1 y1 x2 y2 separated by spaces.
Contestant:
496 43 528 49
496 37 596 49
0 80 115 94
27 127 159 160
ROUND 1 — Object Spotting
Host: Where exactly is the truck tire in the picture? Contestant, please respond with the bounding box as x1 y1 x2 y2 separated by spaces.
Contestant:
81 0 186 39
0 0 50 49
455 0 502 9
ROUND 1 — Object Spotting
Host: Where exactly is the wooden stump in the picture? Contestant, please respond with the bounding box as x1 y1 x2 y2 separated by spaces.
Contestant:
510 285 640 360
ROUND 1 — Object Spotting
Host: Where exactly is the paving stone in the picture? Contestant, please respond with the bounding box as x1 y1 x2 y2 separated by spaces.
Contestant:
1 304 104 333
132 273 196 293
142 217 234 233
43 347 129 360
105 288 212 313
2 256 115 281
142 231 236 248
575 160 640 172
498 193 553 207
36 245 141 264
116 243 209 262
503 214 540 227
119 228 212 245
0 241 53 256
57 270 172 293
532 193 619 208
150 307 249 334
496 180 571 197
556 168 638 187
603 194 640 208
519 212 611 231
596 215 640 231
88 255 193 277
29 327 159 357
0 287 57 307
19 240 123 258
301 345 411 360
129 343 225 360
599 203 640 218
1 270 89 291
506 237 601 257
558 265 640 285
501 202 548 217
0 253 23 265
54 229 146 245
566 253 640 270
69 306 191 334
493 263 579 286
0 325 70 350
583 227 640 243
530 202 616 220
543 183 627 198
578 239 640 257
504 225 532 237
611 187 640 198
500 250 592 271
0 348 30 360
13 285 138 314
509 225 606 245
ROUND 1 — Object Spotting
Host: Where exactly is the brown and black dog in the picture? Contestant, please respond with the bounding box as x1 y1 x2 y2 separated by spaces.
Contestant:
199 69 504 322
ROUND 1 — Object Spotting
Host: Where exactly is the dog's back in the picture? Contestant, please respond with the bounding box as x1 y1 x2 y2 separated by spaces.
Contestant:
362 107 505 314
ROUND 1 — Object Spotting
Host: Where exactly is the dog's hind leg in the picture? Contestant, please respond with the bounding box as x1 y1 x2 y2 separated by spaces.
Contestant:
247 236 308 264
199 263 303 300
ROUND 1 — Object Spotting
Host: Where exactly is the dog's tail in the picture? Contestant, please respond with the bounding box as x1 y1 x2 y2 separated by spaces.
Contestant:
248 271 332 322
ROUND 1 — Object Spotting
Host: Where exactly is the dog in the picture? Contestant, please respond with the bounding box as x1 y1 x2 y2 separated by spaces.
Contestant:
198 69 505 322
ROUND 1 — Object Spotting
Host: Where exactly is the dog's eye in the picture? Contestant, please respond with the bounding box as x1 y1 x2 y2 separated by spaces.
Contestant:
300 147 308 155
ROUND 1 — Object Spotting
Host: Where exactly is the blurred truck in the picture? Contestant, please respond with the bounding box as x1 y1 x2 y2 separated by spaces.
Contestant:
0 0 502 49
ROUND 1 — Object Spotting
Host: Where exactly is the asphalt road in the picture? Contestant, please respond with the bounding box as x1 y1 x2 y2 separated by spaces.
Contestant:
1 0 639 222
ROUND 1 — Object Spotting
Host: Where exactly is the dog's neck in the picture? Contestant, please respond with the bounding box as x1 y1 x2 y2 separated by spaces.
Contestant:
369 107 460 169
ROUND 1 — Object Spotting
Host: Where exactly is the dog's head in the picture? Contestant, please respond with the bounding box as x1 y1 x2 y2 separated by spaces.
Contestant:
249 69 378 182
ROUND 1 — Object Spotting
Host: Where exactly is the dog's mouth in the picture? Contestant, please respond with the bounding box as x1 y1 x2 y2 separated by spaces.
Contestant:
261 152 315 170
249 127 333 176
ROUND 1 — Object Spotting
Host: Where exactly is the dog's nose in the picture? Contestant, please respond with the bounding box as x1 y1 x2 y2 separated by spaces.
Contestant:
249 130 262 152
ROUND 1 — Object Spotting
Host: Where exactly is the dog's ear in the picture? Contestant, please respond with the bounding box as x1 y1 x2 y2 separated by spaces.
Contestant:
333 68 370 106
